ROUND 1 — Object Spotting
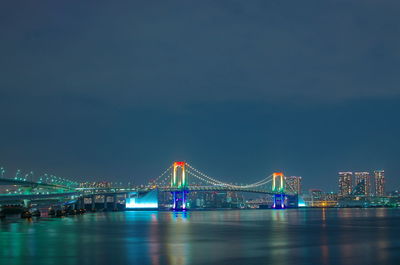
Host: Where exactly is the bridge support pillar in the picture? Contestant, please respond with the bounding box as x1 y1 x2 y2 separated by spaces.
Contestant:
79 197 84 210
91 195 96 211
103 196 107 210
113 194 118 211
272 194 286 209
171 190 189 211
23 199 31 209
74 198 82 211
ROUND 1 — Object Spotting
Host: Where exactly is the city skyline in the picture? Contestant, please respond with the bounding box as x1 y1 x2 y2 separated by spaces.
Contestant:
338 170 388 196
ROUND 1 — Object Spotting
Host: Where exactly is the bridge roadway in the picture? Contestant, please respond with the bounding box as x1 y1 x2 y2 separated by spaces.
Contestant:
0 186 285 201
159 186 279 195
0 187 138 203
0 177 75 189
0 192 81 202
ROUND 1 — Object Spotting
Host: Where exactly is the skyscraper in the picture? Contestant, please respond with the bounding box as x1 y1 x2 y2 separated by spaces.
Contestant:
374 170 385 196
354 172 371 196
285 176 302 194
338 172 353 196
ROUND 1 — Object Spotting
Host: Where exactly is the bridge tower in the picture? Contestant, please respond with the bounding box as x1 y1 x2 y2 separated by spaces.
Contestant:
272 172 286 209
171 162 189 211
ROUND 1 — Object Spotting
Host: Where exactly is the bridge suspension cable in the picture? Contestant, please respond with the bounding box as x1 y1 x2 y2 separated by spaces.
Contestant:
148 165 173 187
185 163 273 189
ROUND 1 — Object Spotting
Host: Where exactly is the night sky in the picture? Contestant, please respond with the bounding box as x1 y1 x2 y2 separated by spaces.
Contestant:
1 1 399 191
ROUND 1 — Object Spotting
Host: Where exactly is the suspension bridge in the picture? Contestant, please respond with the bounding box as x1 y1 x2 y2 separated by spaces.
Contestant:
0 162 296 213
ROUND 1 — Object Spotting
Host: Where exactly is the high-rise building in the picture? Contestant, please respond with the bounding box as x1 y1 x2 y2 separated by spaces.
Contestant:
354 172 371 196
285 176 302 194
338 172 353 196
374 170 385 196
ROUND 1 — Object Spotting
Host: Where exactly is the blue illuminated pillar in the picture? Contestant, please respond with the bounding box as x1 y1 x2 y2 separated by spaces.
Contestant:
172 191 177 210
273 194 286 209
171 190 189 211
182 191 186 210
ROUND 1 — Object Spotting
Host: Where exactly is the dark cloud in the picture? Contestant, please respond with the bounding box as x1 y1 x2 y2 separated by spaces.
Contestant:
0 0 399 190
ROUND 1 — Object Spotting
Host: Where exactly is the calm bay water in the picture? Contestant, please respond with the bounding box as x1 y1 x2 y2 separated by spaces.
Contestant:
1 208 400 265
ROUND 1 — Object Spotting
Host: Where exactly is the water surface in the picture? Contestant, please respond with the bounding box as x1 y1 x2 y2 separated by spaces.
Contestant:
1 208 400 265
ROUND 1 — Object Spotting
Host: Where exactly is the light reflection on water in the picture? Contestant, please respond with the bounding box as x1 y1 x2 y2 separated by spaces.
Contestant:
1 208 400 265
